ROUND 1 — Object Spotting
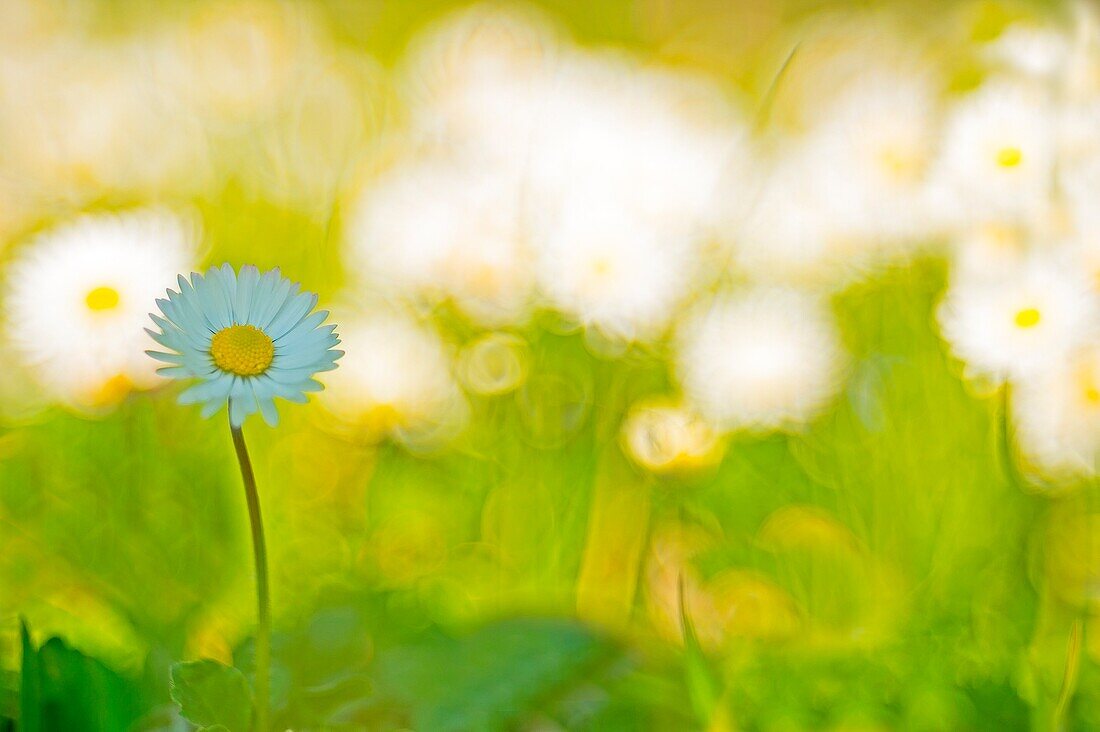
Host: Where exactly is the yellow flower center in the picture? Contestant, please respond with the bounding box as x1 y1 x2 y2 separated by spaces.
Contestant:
85 285 120 311
878 147 924 182
1014 307 1041 329
210 324 274 376
996 146 1023 168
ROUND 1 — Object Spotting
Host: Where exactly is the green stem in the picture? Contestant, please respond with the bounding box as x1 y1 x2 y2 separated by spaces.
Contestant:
1051 618 1083 732
230 414 270 732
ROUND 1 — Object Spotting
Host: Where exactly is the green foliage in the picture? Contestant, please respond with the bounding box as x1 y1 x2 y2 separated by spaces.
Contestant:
20 620 144 732
370 617 614 731
169 660 252 732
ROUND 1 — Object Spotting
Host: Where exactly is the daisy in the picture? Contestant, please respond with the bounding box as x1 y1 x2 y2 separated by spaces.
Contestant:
524 53 740 235
951 221 1032 281
400 4 561 166
801 68 948 244
726 154 842 285
318 311 467 447
674 288 847 432
1013 344 1100 479
982 22 1071 79
159 0 313 126
147 264 342 427
347 159 534 326
4 209 198 406
534 203 699 342
937 255 1098 383
937 80 1056 221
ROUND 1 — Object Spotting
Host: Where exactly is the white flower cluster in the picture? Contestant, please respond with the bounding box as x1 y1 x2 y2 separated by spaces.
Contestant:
5 3 1100 475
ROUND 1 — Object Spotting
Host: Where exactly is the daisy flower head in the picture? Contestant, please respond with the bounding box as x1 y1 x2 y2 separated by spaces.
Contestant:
317 310 467 450
347 159 534 326
534 202 699 342
147 264 342 427
1013 344 1100 480
801 67 949 244
674 288 847 433
937 80 1056 221
937 254 1098 384
4 208 198 406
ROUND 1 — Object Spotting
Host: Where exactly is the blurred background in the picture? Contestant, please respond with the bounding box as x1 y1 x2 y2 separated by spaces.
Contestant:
2 0 1100 728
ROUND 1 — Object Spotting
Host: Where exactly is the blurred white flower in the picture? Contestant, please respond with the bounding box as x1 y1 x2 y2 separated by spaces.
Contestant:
535 203 699 342
0 37 207 196
802 68 948 243
951 221 1031 281
160 0 316 126
400 3 562 164
3 209 199 406
348 159 534 326
726 153 842 285
246 49 384 213
937 254 1098 383
319 310 467 448
937 80 1056 220
675 288 847 432
526 54 742 234
621 399 723 474
1014 344 1100 479
983 22 1071 79
730 68 948 286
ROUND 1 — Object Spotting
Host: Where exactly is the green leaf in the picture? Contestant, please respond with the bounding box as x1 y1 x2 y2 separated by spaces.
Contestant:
678 584 720 726
19 620 41 732
373 617 612 731
20 622 143 732
170 660 252 732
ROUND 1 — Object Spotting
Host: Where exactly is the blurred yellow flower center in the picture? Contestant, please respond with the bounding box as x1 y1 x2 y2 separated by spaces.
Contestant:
879 147 924 182
1013 307 1041 329
996 146 1023 168
210 324 274 376
85 285 120 311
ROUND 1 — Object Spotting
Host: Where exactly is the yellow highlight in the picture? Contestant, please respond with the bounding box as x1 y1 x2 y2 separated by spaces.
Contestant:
1014 307 1041 329
85 286 120 311
878 148 924 182
996 146 1023 168
210 324 274 376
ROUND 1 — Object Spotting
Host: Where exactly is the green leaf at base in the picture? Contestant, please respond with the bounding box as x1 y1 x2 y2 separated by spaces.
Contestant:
169 660 252 732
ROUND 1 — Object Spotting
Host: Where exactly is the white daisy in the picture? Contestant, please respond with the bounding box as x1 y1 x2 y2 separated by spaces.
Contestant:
4 209 199 406
147 264 343 427
318 310 467 448
1013 344 1100 479
674 288 847 432
0 37 205 196
951 221 1032 281
159 0 316 126
801 68 948 244
937 80 1056 221
982 22 1071 79
534 203 699 342
525 53 741 236
347 159 534 326
725 153 843 285
399 4 562 166
937 254 1099 383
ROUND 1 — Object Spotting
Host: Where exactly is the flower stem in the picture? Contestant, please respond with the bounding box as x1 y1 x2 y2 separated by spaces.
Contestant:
1051 618 1083 732
230 414 270 732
